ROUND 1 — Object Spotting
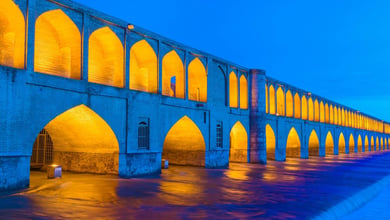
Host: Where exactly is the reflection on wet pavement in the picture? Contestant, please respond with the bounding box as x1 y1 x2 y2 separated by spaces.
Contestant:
1 151 390 219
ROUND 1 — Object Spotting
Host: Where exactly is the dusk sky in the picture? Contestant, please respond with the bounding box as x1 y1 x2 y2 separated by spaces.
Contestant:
74 0 390 122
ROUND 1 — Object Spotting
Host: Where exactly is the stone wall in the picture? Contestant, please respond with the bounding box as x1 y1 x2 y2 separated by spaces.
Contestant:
0 156 30 191
162 150 205 166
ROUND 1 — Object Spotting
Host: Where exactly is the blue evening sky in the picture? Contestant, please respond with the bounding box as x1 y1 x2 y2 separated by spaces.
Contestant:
74 0 390 122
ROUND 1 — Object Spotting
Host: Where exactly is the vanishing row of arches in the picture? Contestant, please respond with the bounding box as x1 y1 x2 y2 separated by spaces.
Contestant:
0 1 248 107
265 124 389 160
265 84 389 134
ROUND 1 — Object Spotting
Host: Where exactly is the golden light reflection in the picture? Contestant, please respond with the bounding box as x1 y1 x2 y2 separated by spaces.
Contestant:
376 137 379 149
266 124 276 160
357 135 362 152
188 58 207 102
239 75 248 109
330 105 334 124
301 95 307 120
365 136 369 152
348 134 355 153
325 131 334 156
314 99 319 122
88 27 124 87
308 130 319 156
269 85 275 114
338 133 345 154
230 121 248 162
308 98 313 121
325 103 329 123
276 87 285 116
0 0 25 69
294 93 300 119
371 136 375 150
162 50 184 98
130 39 158 93
320 101 325 123
229 71 238 108
286 127 300 158
225 169 249 181
159 181 203 205
286 90 293 117
35 9 81 79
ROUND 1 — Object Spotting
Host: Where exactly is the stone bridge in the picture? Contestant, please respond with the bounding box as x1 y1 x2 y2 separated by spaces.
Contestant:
0 0 389 191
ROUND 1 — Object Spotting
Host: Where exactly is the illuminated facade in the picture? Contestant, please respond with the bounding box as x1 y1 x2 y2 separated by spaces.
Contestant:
0 0 389 191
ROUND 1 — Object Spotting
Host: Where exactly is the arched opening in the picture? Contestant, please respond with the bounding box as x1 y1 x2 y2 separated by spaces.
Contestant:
320 101 325 123
286 127 301 158
334 106 338 125
371 136 375 151
294 93 300 119
338 133 346 154
325 103 329 123
265 85 268 113
229 121 248 162
162 50 185 98
30 105 119 174
308 130 320 156
88 27 124 87
239 75 248 109
229 71 238 108
269 85 275 114
188 58 207 102
330 105 334 124
286 90 293 117
381 137 384 150
129 39 157 93
0 0 25 68
348 134 355 153
338 108 341 125
302 95 307 120
35 9 81 79
325 131 334 156
314 99 319 122
357 135 362 152
376 137 379 150
266 124 276 160
364 136 369 152
276 87 285 116
308 98 314 121
162 116 205 166
341 109 345 126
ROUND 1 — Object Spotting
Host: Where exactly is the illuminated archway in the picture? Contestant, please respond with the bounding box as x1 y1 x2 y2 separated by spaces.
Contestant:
0 0 25 68
229 121 248 162
357 135 362 152
88 27 124 87
163 116 205 166
239 75 248 109
334 106 338 125
286 127 301 158
188 58 207 102
162 50 184 98
341 109 345 126
269 85 275 114
330 105 334 124
129 39 157 93
338 108 341 125
308 98 314 121
265 85 268 113
325 131 334 156
320 101 325 123
294 93 300 119
35 9 81 79
302 96 307 120
364 136 369 152
266 124 276 160
376 137 379 150
314 100 319 122
276 87 285 116
229 71 238 108
338 133 346 154
371 136 375 151
286 90 293 117
381 137 384 150
308 130 320 156
32 105 119 174
348 134 355 153
325 103 329 123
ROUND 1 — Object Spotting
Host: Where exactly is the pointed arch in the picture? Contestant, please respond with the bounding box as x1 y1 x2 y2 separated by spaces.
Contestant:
381 137 384 150
333 106 338 125
330 105 334 124
239 75 248 109
88 27 124 87
338 133 346 154
320 101 325 123
229 71 238 108
371 136 375 151
269 85 275 114
348 134 355 153
230 121 248 162
276 87 285 116
302 95 307 120
308 98 314 121
188 58 207 102
325 103 329 123
266 124 276 160
35 9 81 79
376 136 379 150
162 50 185 98
308 130 320 156
265 85 268 113
286 127 301 158
163 116 206 166
286 90 293 117
357 135 362 152
129 39 158 93
0 0 25 68
364 135 369 152
314 99 319 122
294 93 300 119
325 131 334 156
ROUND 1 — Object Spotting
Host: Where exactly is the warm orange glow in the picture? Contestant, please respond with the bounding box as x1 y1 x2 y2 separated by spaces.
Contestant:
88 27 124 87
294 93 300 119
325 103 329 123
308 130 319 156
230 121 248 162
338 108 342 125
376 137 379 149
130 39 157 93
381 137 384 149
229 71 238 108
266 124 276 160
162 50 184 98
339 133 345 154
301 96 307 120
188 58 207 102
371 136 375 150
276 87 285 116
330 105 334 124
357 135 362 152
334 106 338 125
163 116 205 166
314 99 319 122
341 109 345 126
320 101 325 123
365 136 369 152
286 90 293 117
35 10 80 79
308 98 314 121
286 127 300 158
265 85 268 113
325 131 334 156
269 85 275 114
44 104 119 174
239 75 248 109
0 0 25 69
349 134 355 153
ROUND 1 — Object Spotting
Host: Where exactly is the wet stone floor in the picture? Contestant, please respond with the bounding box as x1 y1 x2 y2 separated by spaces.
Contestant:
1 151 390 219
